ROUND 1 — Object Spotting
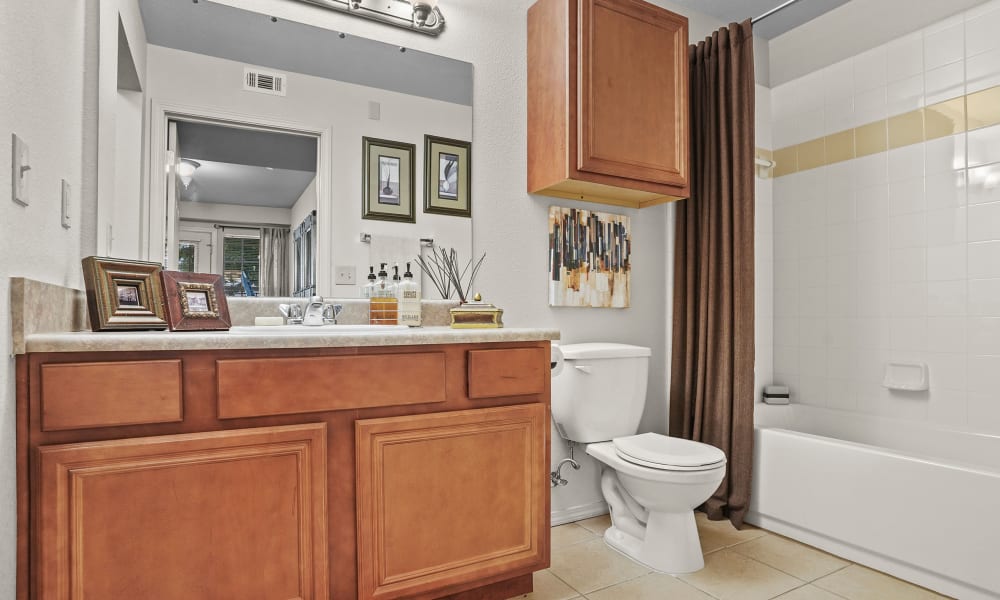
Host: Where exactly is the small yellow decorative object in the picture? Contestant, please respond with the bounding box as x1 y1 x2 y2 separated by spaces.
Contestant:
450 296 504 329
474 293 482 302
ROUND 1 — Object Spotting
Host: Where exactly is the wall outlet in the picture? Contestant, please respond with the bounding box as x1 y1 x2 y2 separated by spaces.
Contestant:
335 265 356 285
11 134 30 206
61 179 71 228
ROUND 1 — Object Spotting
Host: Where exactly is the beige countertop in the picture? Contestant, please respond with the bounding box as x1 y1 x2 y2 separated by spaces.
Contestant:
23 326 560 354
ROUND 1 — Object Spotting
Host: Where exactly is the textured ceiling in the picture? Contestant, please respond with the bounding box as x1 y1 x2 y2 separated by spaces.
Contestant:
176 122 317 208
178 160 316 209
668 0 852 39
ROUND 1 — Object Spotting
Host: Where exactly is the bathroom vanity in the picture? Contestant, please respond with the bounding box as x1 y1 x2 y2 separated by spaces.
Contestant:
15 326 557 600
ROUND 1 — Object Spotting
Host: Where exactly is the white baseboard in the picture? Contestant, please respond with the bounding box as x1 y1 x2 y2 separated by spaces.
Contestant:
551 501 608 527
745 511 995 600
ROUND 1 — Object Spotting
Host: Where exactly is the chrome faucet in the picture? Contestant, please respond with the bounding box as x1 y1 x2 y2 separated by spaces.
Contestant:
279 297 342 326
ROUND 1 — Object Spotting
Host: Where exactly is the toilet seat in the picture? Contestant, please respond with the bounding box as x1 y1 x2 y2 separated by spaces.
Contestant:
612 433 726 471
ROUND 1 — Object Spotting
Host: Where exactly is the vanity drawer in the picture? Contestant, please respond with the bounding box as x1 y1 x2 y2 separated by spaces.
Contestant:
467 348 547 399
40 360 184 431
216 352 447 418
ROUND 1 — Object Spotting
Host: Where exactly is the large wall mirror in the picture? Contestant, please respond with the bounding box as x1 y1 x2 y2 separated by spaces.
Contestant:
100 0 473 297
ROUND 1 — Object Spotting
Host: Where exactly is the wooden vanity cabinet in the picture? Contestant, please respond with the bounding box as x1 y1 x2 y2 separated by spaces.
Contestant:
527 0 690 208
17 342 551 600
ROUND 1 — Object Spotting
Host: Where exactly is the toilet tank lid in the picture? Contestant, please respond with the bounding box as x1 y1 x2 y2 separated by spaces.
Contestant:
558 343 652 360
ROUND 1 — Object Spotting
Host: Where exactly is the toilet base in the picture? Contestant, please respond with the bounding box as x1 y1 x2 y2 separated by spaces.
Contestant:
603 510 705 574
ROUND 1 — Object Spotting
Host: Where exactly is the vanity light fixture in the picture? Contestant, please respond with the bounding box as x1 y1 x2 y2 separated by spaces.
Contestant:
292 0 446 36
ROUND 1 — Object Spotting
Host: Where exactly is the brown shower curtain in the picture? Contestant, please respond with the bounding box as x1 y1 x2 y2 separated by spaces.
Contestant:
669 20 755 529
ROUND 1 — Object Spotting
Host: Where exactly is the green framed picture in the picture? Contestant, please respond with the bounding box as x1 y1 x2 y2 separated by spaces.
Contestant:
363 137 416 223
424 135 471 218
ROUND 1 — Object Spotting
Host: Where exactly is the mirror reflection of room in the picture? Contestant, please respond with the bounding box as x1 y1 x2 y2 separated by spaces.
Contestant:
98 0 474 299
172 121 318 297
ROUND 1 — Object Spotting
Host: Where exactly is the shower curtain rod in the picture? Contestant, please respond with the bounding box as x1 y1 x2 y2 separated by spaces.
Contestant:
752 0 804 24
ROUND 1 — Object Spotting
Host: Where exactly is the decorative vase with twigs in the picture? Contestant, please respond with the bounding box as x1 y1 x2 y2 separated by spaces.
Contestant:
413 247 486 304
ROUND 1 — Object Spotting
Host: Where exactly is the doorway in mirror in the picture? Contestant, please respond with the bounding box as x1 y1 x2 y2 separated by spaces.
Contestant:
166 119 319 297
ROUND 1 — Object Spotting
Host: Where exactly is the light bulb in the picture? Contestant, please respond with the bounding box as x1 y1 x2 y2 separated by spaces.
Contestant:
176 162 197 178
412 0 438 26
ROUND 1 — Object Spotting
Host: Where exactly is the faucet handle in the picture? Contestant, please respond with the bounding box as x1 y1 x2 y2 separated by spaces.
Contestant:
322 303 344 325
280 303 303 324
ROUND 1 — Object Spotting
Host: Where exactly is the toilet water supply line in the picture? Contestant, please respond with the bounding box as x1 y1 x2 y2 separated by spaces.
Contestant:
551 441 581 487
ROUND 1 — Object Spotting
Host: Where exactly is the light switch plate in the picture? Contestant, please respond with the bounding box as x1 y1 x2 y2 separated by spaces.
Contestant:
335 265 356 285
61 179 71 228
368 101 381 121
11 134 30 206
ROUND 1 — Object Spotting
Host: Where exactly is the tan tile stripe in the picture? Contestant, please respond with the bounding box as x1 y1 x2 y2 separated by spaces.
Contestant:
770 85 1000 178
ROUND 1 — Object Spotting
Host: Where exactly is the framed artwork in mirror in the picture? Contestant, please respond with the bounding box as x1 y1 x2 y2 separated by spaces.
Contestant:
81 257 169 331
161 271 231 331
424 135 471 218
362 137 416 223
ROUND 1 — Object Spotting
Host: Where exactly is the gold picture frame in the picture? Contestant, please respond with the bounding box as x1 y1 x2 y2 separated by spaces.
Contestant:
161 271 231 331
424 135 471 218
81 257 169 331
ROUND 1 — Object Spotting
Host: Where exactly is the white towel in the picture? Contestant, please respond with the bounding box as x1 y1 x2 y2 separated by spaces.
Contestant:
369 235 421 281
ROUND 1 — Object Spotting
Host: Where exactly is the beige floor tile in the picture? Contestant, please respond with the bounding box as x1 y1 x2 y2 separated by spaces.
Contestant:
730 534 850 581
679 548 804 600
585 572 715 600
773 584 847 599
552 523 598 549
814 564 950 600
576 514 612 535
510 570 580 600
549 538 649 594
696 512 768 554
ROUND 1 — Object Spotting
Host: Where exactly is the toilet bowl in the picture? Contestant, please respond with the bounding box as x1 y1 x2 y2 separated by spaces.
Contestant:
587 435 725 573
551 343 727 574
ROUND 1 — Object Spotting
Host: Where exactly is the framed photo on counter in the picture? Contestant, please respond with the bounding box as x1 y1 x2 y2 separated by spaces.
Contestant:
81 256 170 331
160 271 231 331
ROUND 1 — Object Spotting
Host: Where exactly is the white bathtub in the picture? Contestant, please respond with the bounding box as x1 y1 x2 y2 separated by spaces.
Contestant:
748 404 1000 600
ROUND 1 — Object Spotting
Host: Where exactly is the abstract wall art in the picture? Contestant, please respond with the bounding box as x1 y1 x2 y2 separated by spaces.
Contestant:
548 206 631 308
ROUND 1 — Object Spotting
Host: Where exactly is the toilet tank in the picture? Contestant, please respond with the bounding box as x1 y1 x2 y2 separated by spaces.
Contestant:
551 343 651 443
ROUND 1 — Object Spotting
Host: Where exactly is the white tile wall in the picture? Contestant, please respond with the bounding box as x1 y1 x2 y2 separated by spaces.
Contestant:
769 0 1000 434
755 83 775 409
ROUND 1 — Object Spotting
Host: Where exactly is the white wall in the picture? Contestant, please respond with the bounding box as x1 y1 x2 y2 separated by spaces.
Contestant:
770 1 1000 434
99 0 147 258
144 44 473 297
290 178 317 233
769 0 990 86
178 200 292 226
756 83 775 406
0 1 94 595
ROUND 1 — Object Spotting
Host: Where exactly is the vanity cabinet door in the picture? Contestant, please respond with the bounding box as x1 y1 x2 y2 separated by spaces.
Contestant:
34 424 328 600
356 404 549 600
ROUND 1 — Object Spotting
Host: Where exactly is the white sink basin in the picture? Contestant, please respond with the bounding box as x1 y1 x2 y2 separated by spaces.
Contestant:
229 324 409 335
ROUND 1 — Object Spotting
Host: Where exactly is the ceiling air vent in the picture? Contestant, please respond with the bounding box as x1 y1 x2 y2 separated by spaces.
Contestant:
243 67 286 97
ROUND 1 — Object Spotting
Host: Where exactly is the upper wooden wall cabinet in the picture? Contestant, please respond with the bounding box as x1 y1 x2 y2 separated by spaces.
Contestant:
528 0 690 208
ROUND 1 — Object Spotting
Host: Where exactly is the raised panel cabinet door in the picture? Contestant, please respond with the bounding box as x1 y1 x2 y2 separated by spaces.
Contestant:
35 424 328 600
577 0 689 186
356 404 549 600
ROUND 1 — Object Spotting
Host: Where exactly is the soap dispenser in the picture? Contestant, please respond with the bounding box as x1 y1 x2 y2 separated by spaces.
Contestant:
398 262 421 327
362 266 377 299
369 263 398 325
390 264 402 299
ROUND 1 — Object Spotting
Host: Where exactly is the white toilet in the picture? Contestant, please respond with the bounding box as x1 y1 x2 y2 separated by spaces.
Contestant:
552 343 726 574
